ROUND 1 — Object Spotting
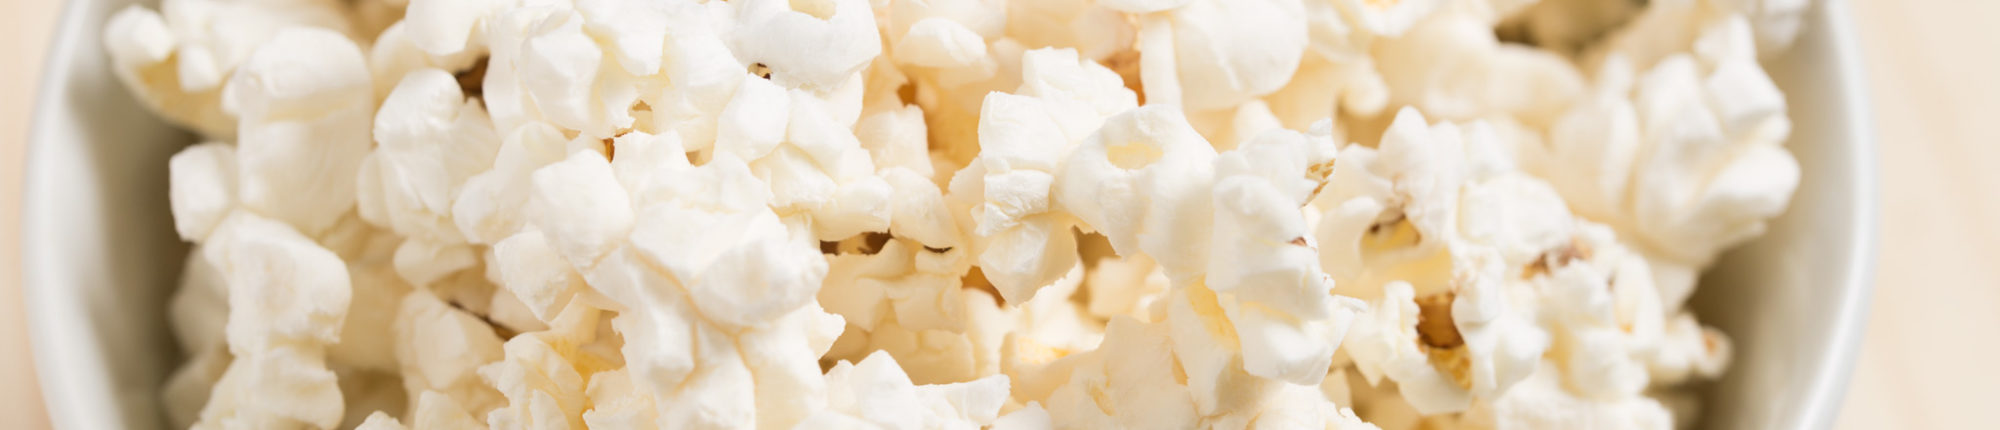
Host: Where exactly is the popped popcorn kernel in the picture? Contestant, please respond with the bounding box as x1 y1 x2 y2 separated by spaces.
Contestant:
125 0 1807 427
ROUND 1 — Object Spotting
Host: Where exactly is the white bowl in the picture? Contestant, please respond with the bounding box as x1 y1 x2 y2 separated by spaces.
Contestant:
22 0 1878 428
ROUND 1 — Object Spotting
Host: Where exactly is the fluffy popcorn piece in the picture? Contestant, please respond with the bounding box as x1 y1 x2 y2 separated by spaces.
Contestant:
1312 108 1493 300
894 18 990 68
454 122 571 244
194 213 355 430
404 0 511 56
954 47 1137 302
1201 131 1367 385
481 305 605 430
366 23 485 101
205 213 353 352
1371 8 1585 128
810 351 1012 428
412 390 489 429
193 345 347 429
1628 40 1798 265
1645 313 1733 385
355 411 407 430
101 0 355 138
626 201 825 329
1045 317 1199 428
1329 0 1447 38
1450 362 1674 430
491 229 590 322
1083 254 1169 320
575 0 672 76
329 260 416 373
883 168 962 249
1536 17 1799 269
1157 0 1310 111
715 76 793 161
527 150 634 268
1056 105 1218 282
1002 0 1133 62
580 369 658 429
991 402 1054 430
225 28 375 236
820 236 971 333
749 93 894 240
857 106 934 178
369 68 502 243
169 248 230 360
1342 282 1473 414
168 143 239 242
511 6 644 138
391 237 480 288
728 0 882 90
394 289 508 422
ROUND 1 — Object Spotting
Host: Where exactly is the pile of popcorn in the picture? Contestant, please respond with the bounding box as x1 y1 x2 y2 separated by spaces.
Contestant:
106 0 1806 427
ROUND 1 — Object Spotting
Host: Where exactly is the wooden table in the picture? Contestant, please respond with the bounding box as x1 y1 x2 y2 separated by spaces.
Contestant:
0 0 1991 428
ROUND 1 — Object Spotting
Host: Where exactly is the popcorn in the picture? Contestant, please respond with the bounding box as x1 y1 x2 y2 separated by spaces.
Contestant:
168 143 240 241
226 28 375 236
367 68 502 244
728 0 883 90
1536 15 1799 274
809 351 1012 428
394 289 508 422
1156 0 1310 111
1056 105 1216 281
126 0 1808 427
192 211 355 429
102 0 357 138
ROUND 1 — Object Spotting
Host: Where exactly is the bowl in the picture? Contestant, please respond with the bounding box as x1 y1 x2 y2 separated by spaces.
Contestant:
21 0 1878 428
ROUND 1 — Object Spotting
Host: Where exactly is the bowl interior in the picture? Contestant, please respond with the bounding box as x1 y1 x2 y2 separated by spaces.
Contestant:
1687 0 1878 428
23 0 1874 429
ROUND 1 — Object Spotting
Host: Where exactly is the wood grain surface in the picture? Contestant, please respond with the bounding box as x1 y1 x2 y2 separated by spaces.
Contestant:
0 0 1991 428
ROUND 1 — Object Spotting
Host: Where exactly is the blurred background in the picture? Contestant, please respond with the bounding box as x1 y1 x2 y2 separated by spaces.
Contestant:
1 0 1993 428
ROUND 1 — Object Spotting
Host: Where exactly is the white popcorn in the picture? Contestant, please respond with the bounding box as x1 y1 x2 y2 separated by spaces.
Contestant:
394 289 507 422
894 18 990 68
1056 105 1217 281
728 0 883 90
454 122 572 244
354 411 407 430
1372 8 1585 127
403 0 509 56
191 211 354 429
1328 0 1447 38
1448 362 1674 430
950 47 1137 302
369 68 502 244
491 229 590 322
527 150 634 267
226 28 375 236
102 0 356 138
127 0 1809 427
481 304 606 430
1535 16 1798 272
1083 254 1169 320
330 258 415 373
169 143 239 242
1158 0 1310 111
809 351 1012 428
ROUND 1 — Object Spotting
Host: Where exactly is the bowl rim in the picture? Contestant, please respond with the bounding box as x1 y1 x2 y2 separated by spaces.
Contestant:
24 0 123 428
1789 0 1881 427
19 0 1881 428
